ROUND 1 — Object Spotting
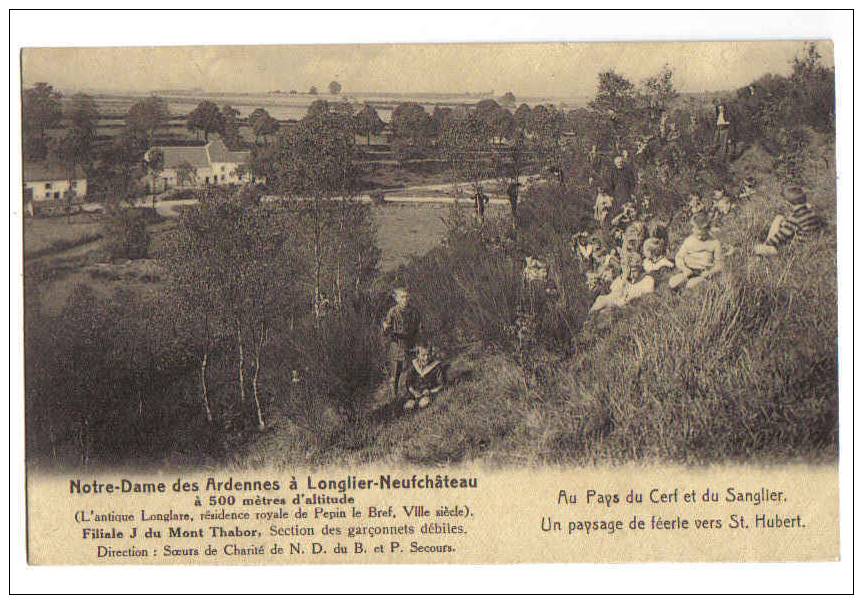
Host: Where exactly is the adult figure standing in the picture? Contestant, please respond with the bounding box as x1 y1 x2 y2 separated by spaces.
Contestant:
713 99 734 159
608 155 636 215
506 180 521 228
473 184 489 222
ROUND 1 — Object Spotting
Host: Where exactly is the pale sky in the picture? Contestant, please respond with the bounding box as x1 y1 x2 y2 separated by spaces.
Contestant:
21 40 833 98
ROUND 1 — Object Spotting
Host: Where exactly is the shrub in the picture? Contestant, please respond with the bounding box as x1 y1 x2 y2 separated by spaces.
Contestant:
102 208 153 260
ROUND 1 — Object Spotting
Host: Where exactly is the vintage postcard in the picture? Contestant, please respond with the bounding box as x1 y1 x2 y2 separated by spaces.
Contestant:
18 38 840 568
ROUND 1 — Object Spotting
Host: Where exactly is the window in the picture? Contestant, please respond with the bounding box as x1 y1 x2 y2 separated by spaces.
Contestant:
71 180 78 188
44 183 52 189
221 175 226 181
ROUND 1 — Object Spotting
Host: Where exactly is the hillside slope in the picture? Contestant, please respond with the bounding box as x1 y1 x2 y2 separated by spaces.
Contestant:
239 136 838 468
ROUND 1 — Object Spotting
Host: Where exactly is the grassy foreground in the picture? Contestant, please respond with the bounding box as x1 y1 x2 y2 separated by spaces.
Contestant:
238 135 838 468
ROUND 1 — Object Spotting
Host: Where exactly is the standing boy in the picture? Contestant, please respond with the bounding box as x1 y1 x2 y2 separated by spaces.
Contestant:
382 288 422 398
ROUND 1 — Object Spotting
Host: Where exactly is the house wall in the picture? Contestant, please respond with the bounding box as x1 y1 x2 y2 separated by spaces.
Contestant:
24 178 87 202
162 163 249 189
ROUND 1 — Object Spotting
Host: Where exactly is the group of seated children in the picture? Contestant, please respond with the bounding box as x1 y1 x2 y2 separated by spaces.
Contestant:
578 183 822 313
579 185 734 313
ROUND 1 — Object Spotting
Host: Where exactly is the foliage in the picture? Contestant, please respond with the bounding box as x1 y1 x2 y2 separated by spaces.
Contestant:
249 107 279 144
102 208 152 260
126 96 169 143
391 102 432 146
186 100 224 142
354 104 385 144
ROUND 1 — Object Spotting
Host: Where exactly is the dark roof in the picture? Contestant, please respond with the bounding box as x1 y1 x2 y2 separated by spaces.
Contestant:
153 136 249 169
159 145 210 168
23 160 85 182
206 138 250 164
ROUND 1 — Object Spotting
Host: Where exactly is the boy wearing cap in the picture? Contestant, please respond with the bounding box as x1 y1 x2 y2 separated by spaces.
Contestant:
382 288 422 398
754 186 823 256
669 212 725 290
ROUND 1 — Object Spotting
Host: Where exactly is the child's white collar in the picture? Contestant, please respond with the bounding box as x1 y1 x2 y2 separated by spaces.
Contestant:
412 359 440 377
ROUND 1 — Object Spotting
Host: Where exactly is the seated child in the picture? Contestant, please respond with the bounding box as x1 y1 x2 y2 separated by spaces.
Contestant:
403 344 447 411
619 221 646 268
594 187 613 225
523 256 549 284
571 231 593 263
586 242 620 291
590 253 655 313
711 188 735 216
642 237 674 273
669 212 725 290
688 191 707 215
754 186 824 257
611 202 638 231
739 176 757 201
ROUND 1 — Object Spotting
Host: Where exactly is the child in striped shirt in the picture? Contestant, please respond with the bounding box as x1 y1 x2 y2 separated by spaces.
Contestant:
754 186 823 256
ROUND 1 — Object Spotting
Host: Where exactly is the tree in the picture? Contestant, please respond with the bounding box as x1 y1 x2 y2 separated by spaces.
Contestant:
514 103 532 133
440 112 493 194
51 133 89 222
267 112 377 317
499 91 516 107
530 105 568 185
789 42 835 132
220 104 243 149
176 160 197 187
22 82 63 159
475 99 502 126
59 93 98 180
165 188 299 429
186 101 224 142
328 81 342 95
489 107 516 143
305 99 331 120
390 102 431 146
90 134 147 207
125 96 168 143
353 104 384 145
309 86 319 95
430 106 454 139
249 108 279 144
588 70 639 149
641 64 678 120
144 147 164 205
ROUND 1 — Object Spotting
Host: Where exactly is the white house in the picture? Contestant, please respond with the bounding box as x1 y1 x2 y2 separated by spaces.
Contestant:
23 160 87 203
151 136 252 190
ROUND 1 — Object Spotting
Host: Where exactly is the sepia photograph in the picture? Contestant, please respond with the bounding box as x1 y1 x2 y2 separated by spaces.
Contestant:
20 39 838 471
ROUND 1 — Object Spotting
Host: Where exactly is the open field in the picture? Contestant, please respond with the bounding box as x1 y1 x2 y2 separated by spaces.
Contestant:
23 213 103 259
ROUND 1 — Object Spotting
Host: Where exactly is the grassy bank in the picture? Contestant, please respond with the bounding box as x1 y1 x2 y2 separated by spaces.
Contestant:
237 133 837 468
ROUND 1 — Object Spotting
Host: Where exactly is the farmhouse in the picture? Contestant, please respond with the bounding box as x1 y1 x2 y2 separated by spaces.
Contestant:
152 136 252 189
23 160 87 203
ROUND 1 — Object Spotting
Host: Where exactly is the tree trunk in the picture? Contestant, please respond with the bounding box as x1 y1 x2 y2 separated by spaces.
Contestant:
236 319 246 404
313 200 324 320
252 321 267 431
200 350 212 423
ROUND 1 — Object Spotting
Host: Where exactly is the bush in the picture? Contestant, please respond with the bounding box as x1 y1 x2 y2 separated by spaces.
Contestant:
102 208 153 260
